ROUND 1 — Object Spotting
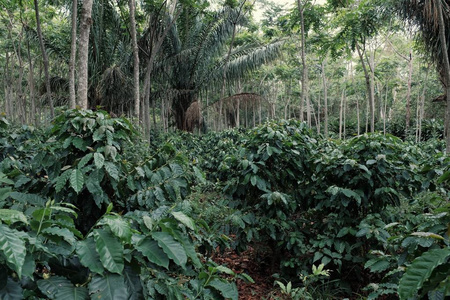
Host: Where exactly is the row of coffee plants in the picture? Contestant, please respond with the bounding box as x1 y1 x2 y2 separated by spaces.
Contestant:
169 119 449 298
0 110 245 299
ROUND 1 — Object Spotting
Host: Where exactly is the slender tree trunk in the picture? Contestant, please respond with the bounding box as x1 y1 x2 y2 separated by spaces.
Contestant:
405 49 413 136
69 0 77 109
26 39 37 125
339 89 344 139
129 0 140 120
356 98 360 135
356 42 375 132
34 0 54 117
436 0 450 153
77 0 94 109
298 0 308 123
321 59 328 137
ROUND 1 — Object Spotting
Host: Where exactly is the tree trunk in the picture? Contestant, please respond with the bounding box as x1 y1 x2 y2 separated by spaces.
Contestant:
339 89 344 139
321 59 328 137
436 0 450 153
77 0 94 109
129 0 140 120
405 49 413 136
27 39 37 125
69 0 77 109
34 0 54 117
356 42 375 132
298 0 308 123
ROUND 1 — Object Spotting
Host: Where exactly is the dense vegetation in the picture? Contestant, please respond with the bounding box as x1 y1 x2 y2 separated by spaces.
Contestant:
1 0 450 299
0 109 448 299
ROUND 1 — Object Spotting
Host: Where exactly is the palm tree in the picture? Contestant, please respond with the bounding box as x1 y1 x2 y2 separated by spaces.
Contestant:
154 4 283 130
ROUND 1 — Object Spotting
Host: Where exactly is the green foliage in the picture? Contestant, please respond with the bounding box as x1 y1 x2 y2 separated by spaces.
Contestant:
0 110 241 299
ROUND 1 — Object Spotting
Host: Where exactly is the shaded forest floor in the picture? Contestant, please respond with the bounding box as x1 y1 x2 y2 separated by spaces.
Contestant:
213 246 282 300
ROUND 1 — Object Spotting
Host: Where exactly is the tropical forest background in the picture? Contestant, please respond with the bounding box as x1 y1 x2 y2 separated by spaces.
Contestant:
0 0 449 299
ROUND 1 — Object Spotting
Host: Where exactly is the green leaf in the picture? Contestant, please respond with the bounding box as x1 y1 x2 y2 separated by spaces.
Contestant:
0 278 23 299
135 237 169 269
55 285 88 300
70 169 84 193
37 276 73 299
99 215 132 243
42 227 76 245
171 211 196 231
193 166 206 184
207 279 238 300
78 153 93 169
104 162 120 181
89 274 129 300
94 229 124 274
72 137 87 151
76 238 105 274
9 192 46 206
0 187 11 202
399 248 450 300
94 153 105 169
215 265 235 276
365 257 390 273
366 159 377 165
55 169 72 193
0 209 28 225
151 231 187 269
0 224 26 277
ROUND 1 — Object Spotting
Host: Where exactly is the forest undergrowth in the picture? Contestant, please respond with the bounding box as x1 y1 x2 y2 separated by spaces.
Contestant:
0 109 449 299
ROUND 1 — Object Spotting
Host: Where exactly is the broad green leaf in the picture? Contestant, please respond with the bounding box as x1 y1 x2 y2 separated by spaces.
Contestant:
89 274 129 300
41 227 76 245
76 238 105 274
9 192 46 206
365 258 390 273
104 162 120 181
399 248 450 300
94 153 105 169
411 232 445 240
0 187 11 202
123 266 143 300
171 211 196 231
78 153 93 169
193 166 206 184
55 169 71 193
0 278 23 300
0 209 28 225
94 229 124 274
176 234 202 268
72 137 87 150
0 173 13 185
215 265 235 276
99 215 132 243
152 232 187 269
70 169 84 193
135 237 169 269
0 224 25 277
55 286 88 300
207 279 238 300
37 276 73 299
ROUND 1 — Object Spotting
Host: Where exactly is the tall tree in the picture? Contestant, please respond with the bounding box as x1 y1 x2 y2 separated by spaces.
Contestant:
69 0 77 109
34 0 55 117
129 0 140 120
297 0 309 124
77 0 94 109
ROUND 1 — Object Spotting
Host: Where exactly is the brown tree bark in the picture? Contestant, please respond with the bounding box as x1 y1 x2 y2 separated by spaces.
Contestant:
436 0 450 153
69 0 77 109
77 0 94 109
34 0 54 117
129 0 140 120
